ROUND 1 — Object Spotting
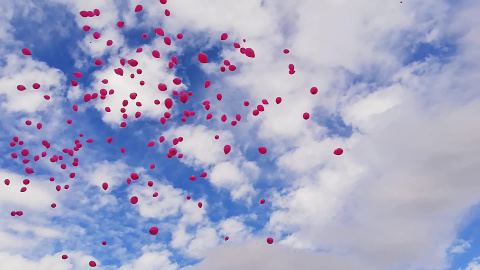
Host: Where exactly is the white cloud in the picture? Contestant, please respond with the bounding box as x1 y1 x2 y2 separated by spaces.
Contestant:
464 257 480 270
0 251 100 270
118 249 178 270
163 125 234 168
450 239 471 254
209 160 259 202
0 54 65 113
82 160 131 192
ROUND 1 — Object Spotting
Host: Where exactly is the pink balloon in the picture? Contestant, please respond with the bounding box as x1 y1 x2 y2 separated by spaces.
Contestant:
149 226 159 235
198 53 208 63
334 148 344 155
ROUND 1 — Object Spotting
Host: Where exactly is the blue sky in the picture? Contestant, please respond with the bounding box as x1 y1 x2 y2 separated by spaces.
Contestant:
1 0 480 269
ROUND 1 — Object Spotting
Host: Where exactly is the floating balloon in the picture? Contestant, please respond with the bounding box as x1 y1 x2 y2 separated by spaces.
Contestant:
267 237 274 244
149 226 159 235
334 148 344 155
198 53 208 63
22 48 32 55
224 145 231 155
130 196 138 204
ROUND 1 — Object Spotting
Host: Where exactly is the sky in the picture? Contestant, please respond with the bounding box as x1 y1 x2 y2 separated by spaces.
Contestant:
0 0 480 269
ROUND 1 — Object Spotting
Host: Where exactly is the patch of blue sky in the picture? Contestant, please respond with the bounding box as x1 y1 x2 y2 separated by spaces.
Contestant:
448 203 480 269
9 2 81 77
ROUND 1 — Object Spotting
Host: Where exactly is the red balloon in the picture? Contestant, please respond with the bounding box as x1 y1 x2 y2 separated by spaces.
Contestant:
62 255 68 260
284 49 290 54
164 36 171 45
102 241 107 245
93 32 100 39
130 196 139 204
221 33 228 40
245 48 255 58
260 199 265 204
310 87 318 95
117 21 124 28
224 145 231 155
198 53 208 63
198 202 203 208
225 236 229 241
258 147 267 154
276 97 282 104
334 148 344 155
22 48 32 55
303 112 310 120
102 183 108 190
267 237 274 244
177 33 183 39
149 226 159 235
165 98 173 109
135 5 143 12
204 80 211 88
131 173 139 180
89 261 96 267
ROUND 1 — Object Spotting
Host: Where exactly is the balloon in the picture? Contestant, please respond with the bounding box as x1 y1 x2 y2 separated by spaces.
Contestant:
225 236 229 241
260 199 265 204
198 53 208 63
164 37 171 45
89 261 96 267
221 33 228 40
117 21 124 28
131 173 139 180
258 147 267 154
102 183 108 190
303 112 310 120
22 48 32 55
334 148 344 155
267 237 274 244
224 145 231 155
245 48 255 58
149 226 159 235
310 87 318 95
205 80 211 88
135 5 143 12
130 196 139 204
198 202 203 208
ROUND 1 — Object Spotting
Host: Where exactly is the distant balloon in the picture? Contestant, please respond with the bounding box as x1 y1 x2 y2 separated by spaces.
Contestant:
333 148 344 155
149 226 159 235
267 237 274 244
198 53 208 63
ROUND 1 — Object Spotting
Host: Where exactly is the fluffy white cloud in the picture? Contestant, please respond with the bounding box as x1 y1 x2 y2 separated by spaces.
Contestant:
464 257 480 270
0 54 65 113
119 249 178 270
163 125 234 168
